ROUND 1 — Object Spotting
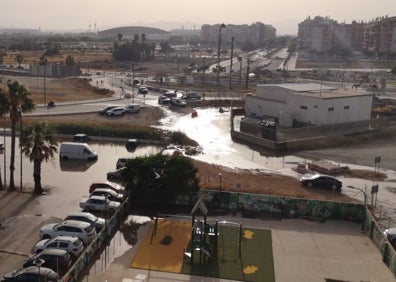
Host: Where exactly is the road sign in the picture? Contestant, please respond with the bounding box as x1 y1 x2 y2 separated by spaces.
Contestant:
374 156 381 164
371 185 379 194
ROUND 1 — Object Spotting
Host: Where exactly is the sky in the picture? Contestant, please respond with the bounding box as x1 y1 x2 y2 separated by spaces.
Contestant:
1 0 395 35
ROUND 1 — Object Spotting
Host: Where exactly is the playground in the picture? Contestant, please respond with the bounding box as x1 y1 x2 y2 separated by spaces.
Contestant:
130 217 275 282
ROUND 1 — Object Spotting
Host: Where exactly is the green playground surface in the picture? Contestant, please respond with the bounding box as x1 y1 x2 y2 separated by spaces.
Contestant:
130 219 275 282
182 224 275 282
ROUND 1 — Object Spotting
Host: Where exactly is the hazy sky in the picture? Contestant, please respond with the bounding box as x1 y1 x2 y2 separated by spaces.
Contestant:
1 0 395 34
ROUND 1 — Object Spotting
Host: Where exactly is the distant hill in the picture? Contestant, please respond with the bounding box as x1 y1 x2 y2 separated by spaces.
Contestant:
98 26 170 38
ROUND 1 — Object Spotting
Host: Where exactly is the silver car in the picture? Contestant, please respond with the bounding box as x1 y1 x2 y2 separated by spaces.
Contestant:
79 195 120 213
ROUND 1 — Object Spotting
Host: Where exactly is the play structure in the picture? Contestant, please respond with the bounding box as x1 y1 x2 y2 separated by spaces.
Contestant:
185 198 242 264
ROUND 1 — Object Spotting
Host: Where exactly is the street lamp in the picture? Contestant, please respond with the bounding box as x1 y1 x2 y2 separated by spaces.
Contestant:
218 172 223 192
18 107 22 192
217 23 226 85
347 185 367 231
229 37 234 90
33 258 45 282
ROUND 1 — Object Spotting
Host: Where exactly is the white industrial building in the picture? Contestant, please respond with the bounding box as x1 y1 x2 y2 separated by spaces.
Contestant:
245 83 373 127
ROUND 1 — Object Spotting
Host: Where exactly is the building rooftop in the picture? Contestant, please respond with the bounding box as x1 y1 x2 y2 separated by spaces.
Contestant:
257 83 373 99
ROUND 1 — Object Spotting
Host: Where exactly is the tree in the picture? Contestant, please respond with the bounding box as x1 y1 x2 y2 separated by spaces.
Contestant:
117 32 123 42
20 121 58 194
15 54 24 68
123 154 200 215
65 55 75 66
0 51 6 65
3 81 35 191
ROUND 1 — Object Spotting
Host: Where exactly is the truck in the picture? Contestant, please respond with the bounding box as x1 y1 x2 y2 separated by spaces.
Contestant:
60 142 98 161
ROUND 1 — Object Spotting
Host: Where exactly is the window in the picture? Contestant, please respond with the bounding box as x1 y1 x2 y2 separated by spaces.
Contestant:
300 105 308 110
344 105 350 109
328 107 334 111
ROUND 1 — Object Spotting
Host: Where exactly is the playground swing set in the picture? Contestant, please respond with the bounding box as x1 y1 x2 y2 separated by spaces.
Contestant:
184 198 243 264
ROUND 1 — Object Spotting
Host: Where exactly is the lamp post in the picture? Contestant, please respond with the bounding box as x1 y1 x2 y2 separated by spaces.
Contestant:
18 107 22 192
131 64 135 103
229 37 234 90
217 23 226 85
347 185 367 231
33 258 45 282
218 172 222 192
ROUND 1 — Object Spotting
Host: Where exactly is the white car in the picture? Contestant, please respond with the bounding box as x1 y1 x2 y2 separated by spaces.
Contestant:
79 195 120 213
64 212 105 232
40 220 97 245
89 188 125 203
106 106 126 116
33 235 84 258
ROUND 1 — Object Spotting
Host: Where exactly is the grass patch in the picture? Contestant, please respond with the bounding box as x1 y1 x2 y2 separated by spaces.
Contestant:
347 169 387 181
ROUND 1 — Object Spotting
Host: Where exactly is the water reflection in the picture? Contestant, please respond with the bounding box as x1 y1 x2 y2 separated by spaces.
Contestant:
59 159 97 172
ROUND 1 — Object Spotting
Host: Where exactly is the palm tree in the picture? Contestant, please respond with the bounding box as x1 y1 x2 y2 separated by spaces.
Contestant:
6 80 35 191
15 54 24 68
20 121 57 195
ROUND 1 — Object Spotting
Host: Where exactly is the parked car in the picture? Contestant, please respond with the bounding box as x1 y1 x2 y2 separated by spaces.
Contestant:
39 220 97 245
125 103 141 113
33 235 84 259
138 86 148 94
79 195 121 213
89 181 125 194
73 133 90 143
106 106 126 116
163 90 177 98
99 105 118 115
89 188 125 202
171 98 187 107
158 95 171 104
107 167 126 182
384 228 396 245
182 92 202 100
23 249 72 276
1 266 59 282
116 157 128 169
126 139 140 151
64 212 105 232
300 174 342 191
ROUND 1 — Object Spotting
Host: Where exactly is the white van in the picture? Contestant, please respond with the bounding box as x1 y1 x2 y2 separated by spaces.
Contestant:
60 142 98 161
125 103 140 113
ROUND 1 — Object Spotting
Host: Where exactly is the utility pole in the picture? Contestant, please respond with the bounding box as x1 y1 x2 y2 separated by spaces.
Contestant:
217 23 226 86
229 37 234 90
245 58 250 89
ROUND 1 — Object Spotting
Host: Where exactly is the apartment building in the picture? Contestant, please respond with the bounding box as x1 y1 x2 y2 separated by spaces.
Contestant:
200 22 276 46
298 16 396 55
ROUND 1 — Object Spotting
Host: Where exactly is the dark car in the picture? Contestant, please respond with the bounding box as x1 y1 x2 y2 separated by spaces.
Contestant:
300 174 342 191
73 133 90 143
138 86 148 94
384 228 396 246
99 105 118 115
1 266 59 282
126 139 140 151
107 167 127 183
23 249 72 276
182 92 202 100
